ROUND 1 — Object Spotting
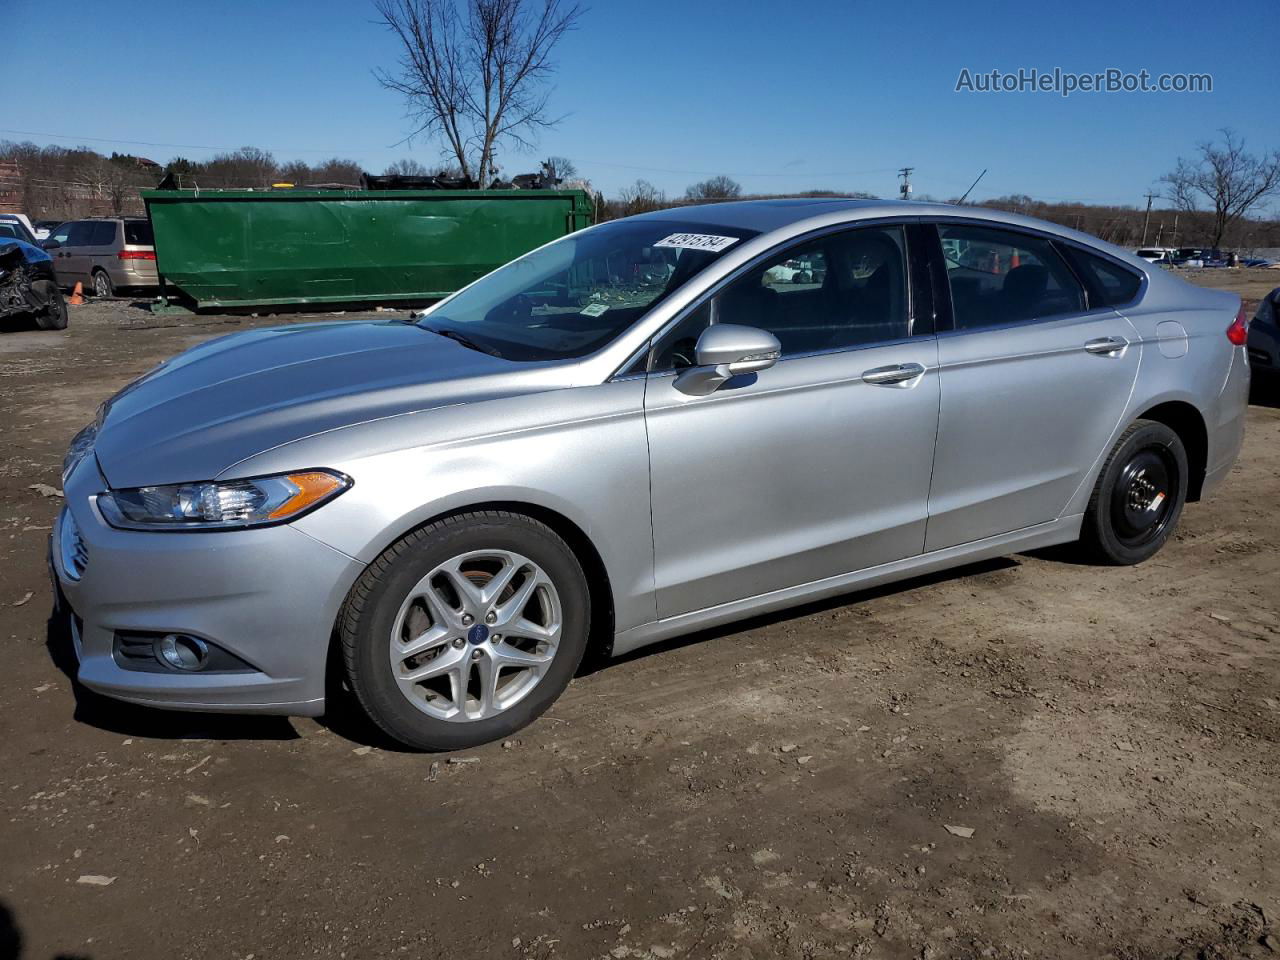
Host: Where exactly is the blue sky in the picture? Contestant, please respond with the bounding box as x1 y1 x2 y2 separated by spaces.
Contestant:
8 0 1277 209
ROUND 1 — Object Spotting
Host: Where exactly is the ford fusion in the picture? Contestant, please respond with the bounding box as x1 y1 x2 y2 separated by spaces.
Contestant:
52 199 1250 750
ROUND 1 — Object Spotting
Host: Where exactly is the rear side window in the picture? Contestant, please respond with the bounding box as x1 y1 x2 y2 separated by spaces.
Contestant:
88 221 118 246
937 223 1085 330
124 221 154 245
0 223 22 240
1061 247 1142 307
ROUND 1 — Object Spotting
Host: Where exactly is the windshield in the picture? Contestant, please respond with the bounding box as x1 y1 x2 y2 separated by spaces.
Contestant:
417 219 758 361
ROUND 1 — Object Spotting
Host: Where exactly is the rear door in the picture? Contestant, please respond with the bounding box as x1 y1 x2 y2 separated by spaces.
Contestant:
84 220 120 289
644 222 942 618
924 221 1141 551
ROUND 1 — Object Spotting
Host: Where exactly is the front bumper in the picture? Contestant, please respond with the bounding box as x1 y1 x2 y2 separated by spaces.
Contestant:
50 458 364 716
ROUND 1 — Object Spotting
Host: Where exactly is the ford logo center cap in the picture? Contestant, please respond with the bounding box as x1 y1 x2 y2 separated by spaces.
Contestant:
467 624 490 645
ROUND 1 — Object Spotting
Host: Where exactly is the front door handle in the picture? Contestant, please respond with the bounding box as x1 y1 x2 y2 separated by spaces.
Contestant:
862 362 926 385
1084 336 1128 355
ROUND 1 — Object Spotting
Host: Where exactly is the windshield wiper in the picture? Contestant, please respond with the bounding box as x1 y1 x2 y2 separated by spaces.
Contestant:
420 324 504 359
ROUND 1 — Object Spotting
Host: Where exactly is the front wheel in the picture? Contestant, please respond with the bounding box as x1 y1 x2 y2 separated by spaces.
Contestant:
33 282 68 330
340 511 590 751
1078 420 1188 565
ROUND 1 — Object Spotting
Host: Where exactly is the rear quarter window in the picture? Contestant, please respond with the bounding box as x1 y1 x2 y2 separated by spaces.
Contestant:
124 221 154 245
1063 247 1143 307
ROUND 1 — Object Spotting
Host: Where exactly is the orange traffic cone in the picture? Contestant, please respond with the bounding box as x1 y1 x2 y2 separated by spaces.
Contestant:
68 282 85 306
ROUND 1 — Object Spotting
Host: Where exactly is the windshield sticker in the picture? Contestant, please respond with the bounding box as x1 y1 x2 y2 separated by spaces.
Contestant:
580 302 610 318
653 233 740 253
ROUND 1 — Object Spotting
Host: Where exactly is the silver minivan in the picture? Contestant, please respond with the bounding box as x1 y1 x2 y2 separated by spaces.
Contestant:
43 217 157 297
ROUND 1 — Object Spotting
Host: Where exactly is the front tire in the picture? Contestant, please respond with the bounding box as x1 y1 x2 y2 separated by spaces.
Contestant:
33 283 68 330
340 511 590 751
1079 420 1188 565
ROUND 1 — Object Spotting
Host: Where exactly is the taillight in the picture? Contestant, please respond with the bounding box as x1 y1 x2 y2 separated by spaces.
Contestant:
117 250 156 261
1226 306 1248 346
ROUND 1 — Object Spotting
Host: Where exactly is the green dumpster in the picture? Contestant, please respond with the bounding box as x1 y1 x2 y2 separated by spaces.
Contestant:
141 188 593 311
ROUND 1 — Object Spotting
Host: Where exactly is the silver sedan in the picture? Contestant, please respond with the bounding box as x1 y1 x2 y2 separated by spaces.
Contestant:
51 199 1251 750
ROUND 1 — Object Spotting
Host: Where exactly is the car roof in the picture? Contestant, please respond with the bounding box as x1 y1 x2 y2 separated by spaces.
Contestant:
630 197 903 232
627 197 1153 271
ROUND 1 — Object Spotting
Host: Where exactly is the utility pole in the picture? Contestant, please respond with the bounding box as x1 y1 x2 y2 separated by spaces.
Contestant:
1141 192 1158 246
898 167 913 202
1171 212 1179 250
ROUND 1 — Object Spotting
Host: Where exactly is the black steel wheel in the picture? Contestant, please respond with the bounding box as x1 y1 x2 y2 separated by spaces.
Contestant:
1079 419 1188 565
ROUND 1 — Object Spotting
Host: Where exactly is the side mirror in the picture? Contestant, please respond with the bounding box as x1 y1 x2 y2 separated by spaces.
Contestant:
674 323 781 396
41 238 60 250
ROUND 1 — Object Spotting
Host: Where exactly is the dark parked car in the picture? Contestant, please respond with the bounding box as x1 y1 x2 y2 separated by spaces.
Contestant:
1248 286 1280 377
0 239 68 330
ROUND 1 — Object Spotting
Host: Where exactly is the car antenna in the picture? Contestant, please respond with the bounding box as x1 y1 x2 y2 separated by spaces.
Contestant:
957 169 987 205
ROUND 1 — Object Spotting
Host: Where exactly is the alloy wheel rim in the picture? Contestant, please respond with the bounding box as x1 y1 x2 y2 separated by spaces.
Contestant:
388 549 562 722
94 274 109 297
1110 446 1176 548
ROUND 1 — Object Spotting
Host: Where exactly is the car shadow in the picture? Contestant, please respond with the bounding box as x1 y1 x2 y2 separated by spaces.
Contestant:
44 607 299 743
587 555 1020 674
1 899 91 960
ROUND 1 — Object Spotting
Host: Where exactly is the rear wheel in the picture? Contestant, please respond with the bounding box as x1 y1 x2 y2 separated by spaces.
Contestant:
1079 420 1187 565
340 511 590 751
91 269 114 298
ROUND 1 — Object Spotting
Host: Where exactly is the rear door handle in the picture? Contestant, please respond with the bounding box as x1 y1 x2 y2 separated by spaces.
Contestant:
862 362 926 385
1084 336 1128 355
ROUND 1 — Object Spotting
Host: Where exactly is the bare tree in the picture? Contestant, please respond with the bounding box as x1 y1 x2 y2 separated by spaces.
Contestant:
684 175 741 201
385 157 432 176
618 179 666 216
75 154 148 213
384 157 464 177
310 158 365 186
1162 129 1280 249
203 147 279 189
542 155 576 183
374 0 583 187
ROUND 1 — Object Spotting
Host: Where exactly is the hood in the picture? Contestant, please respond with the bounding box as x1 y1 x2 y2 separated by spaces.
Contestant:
94 319 566 488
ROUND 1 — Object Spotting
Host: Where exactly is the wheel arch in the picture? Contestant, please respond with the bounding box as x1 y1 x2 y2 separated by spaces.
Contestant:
1134 399 1208 501
326 499 618 696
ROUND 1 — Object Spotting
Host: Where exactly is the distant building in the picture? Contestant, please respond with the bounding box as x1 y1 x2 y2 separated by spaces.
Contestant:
0 160 20 214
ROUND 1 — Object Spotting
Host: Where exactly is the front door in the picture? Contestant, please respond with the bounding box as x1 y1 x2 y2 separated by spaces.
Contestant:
924 221 1141 551
644 223 941 618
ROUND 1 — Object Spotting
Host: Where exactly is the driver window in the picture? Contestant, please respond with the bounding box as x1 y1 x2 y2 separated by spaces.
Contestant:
648 224 910 370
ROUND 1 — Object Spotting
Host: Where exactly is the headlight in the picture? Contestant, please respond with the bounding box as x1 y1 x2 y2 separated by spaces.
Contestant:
98 470 351 531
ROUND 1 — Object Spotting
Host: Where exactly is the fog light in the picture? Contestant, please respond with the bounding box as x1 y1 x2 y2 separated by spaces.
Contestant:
155 634 209 671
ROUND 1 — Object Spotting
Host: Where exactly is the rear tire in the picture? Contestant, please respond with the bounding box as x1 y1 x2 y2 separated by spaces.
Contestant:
91 269 113 298
1078 420 1188 565
340 511 590 751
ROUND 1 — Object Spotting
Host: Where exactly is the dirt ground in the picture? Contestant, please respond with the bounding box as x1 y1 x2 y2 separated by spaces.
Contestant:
1 272 1278 960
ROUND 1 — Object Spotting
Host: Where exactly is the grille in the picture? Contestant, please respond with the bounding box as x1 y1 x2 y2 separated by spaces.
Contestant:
59 509 88 581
